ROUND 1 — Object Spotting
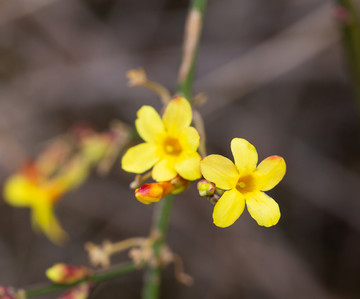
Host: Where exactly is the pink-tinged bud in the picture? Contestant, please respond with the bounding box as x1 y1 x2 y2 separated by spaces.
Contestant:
58 283 93 299
135 182 173 204
333 5 351 24
46 264 92 284
0 286 25 299
197 179 215 197
170 176 190 194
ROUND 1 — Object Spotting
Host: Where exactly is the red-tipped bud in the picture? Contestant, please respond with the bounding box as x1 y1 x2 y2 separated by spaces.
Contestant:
197 179 216 197
46 264 92 284
58 283 93 299
135 182 173 204
135 176 190 204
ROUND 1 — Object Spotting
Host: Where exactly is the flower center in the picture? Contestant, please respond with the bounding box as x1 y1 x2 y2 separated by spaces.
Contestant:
163 137 182 156
235 175 255 194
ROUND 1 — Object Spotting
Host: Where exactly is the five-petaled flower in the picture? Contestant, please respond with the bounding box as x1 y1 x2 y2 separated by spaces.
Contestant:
200 138 286 228
121 97 201 181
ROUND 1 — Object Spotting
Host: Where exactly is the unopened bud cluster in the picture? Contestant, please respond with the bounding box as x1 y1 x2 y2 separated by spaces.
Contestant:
46 263 92 284
197 179 215 197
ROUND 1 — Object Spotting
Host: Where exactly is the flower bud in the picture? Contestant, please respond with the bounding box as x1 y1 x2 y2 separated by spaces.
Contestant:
135 182 173 204
46 264 92 284
126 68 147 87
58 283 93 299
197 179 215 197
0 286 25 299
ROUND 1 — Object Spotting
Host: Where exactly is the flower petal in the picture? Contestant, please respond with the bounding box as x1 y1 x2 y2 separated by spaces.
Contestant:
200 155 238 190
178 126 200 151
254 155 286 191
121 143 159 173
3 175 34 207
135 106 164 142
162 97 192 133
152 158 177 181
213 189 245 228
246 191 280 227
175 152 201 181
231 138 258 173
31 199 68 244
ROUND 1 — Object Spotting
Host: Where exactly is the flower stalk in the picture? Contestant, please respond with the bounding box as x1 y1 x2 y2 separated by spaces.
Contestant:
142 195 174 299
142 0 207 297
177 0 207 101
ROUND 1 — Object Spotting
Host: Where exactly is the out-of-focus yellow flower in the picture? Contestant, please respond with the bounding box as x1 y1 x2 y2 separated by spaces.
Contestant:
46 263 92 284
122 97 201 181
3 163 68 244
200 138 286 228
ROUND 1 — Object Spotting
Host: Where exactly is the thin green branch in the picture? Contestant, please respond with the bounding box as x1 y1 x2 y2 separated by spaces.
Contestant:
177 0 207 100
142 0 207 298
25 261 138 297
336 0 360 110
142 194 174 299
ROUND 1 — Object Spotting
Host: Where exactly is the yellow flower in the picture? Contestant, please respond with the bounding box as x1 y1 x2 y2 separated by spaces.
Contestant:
200 138 286 228
121 97 201 181
3 163 68 244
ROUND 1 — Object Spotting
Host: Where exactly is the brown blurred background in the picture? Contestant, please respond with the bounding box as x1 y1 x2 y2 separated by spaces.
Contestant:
0 0 359 298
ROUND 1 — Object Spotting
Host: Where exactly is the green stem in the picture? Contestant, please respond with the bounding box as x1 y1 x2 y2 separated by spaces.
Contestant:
25 262 138 297
142 1 207 298
336 0 360 111
177 0 207 100
142 194 174 299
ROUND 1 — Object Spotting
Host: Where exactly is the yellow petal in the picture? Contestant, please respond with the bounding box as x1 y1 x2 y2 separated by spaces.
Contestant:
200 154 238 190
174 152 201 181
121 143 159 173
152 158 177 181
254 155 286 191
246 191 280 227
162 97 192 133
213 188 245 228
178 126 200 151
3 175 34 207
31 199 68 245
135 106 164 142
231 138 258 173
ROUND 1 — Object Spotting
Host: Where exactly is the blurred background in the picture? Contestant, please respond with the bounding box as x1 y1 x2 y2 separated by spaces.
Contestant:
0 0 359 298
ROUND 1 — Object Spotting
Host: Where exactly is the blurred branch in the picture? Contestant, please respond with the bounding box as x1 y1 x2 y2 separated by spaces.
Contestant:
335 0 360 111
25 261 138 297
196 3 339 117
0 0 59 27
